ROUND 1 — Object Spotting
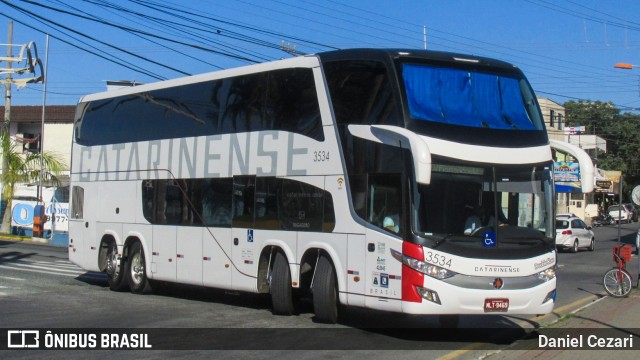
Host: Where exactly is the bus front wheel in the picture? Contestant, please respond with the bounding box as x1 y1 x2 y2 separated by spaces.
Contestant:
270 251 294 315
126 242 152 294
313 255 338 324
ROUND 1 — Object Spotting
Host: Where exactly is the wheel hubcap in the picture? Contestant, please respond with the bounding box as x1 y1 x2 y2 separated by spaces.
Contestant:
131 254 144 284
106 249 118 277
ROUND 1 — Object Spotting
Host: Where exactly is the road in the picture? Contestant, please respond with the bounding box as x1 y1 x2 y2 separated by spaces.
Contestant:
0 222 639 359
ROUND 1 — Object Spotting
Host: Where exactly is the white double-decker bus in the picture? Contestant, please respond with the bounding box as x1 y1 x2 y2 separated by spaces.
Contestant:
69 49 593 324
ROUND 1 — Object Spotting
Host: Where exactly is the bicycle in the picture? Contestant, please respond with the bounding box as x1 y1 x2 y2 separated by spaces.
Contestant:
602 244 633 297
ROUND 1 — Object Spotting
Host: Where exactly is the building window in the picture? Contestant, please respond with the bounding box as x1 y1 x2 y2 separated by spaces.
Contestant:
557 114 563 130
549 110 555 128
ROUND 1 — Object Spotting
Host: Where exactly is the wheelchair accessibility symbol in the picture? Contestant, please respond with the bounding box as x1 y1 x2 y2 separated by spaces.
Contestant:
483 232 497 247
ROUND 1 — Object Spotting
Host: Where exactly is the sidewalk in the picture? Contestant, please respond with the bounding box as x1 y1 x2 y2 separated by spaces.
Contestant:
483 288 640 359
0 233 68 247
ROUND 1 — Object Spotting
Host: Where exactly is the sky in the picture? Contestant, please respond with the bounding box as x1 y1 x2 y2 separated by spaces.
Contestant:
1 0 640 112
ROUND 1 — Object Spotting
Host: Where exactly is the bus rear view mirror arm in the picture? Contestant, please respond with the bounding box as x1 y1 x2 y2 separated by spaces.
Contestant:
348 124 432 185
549 139 595 193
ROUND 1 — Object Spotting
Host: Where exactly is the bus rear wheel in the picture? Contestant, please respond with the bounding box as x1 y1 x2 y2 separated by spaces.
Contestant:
313 255 338 324
105 241 128 291
126 242 153 294
270 251 294 315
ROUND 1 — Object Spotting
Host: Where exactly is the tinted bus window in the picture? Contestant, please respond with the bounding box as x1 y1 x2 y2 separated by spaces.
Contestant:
141 176 335 232
76 68 324 146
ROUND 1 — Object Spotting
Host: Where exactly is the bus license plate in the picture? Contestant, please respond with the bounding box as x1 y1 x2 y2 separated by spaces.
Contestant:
484 298 509 312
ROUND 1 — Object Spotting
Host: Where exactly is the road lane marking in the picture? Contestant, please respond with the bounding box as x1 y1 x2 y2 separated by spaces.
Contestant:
8 262 84 274
0 264 83 277
0 257 106 280
0 275 26 281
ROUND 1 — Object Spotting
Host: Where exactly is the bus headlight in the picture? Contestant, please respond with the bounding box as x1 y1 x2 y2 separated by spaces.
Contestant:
391 249 457 279
535 267 556 282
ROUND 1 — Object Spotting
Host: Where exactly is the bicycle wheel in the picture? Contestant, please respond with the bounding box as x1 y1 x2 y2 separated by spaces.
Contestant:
603 268 633 297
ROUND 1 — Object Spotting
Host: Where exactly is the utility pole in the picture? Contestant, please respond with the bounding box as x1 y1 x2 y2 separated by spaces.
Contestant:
3 20 12 137
2 21 12 234
0 20 44 234
423 25 427 50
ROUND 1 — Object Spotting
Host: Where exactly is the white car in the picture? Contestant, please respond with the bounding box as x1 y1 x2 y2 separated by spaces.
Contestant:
555 216 595 253
608 205 631 224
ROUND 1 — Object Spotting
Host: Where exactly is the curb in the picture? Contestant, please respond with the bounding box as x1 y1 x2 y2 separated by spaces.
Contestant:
515 293 605 330
0 234 68 247
0 236 51 245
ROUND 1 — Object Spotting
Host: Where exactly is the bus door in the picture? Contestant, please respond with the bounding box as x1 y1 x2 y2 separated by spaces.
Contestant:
201 178 234 289
231 176 258 292
176 227 203 285
364 229 403 311
69 183 99 271
151 225 176 281
363 175 403 311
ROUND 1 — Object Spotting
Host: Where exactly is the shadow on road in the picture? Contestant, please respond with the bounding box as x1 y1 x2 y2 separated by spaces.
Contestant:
71 273 537 348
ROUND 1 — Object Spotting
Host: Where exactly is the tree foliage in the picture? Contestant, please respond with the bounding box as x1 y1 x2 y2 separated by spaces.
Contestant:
0 132 67 234
563 100 640 197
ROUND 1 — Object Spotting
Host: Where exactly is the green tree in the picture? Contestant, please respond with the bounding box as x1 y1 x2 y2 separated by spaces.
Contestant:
0 132 66 234
563 100 640 198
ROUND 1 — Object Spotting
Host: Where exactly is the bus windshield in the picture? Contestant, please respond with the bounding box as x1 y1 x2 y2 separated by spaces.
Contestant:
411 161 554 249
401 63 544 131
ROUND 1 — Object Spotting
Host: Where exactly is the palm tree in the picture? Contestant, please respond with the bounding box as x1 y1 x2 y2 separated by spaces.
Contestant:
0 132 66 234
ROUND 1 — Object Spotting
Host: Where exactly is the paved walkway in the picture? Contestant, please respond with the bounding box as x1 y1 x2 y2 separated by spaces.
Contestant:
478 287 640 359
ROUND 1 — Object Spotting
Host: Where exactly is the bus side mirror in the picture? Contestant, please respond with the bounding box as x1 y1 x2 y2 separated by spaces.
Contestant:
549 139 594 193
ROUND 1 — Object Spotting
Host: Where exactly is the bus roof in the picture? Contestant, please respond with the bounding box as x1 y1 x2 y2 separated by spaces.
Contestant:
317 48 521 72
78 48 521 104
78 54 320 104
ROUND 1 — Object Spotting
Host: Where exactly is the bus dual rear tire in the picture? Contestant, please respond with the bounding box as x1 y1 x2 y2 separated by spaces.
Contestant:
313 255 339 324
105 241 128 292
270 251 295 315
126 242 153 294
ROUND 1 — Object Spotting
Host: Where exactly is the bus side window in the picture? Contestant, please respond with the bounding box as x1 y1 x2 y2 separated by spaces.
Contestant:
71 186 84 219
232 176 256 228
201 178 233 227
270 68 323 140
279 179 325 232
368 174 402 234
254 177 280 230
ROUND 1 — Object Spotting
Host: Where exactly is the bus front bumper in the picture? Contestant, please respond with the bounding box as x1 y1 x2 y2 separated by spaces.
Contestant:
400 277 556 315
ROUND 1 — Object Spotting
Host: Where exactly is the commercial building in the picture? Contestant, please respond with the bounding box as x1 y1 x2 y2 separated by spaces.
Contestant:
538 98 612 222
0 105 73 240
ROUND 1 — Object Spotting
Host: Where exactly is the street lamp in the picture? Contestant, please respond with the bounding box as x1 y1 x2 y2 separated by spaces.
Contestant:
614 63 638 70
615 63 640 100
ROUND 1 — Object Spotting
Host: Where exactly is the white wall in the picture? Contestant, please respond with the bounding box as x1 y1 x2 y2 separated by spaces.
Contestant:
43 123 73 169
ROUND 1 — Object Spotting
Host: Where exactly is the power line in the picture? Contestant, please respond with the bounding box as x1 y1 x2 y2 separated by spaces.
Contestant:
53 0 227 70
0 5 167 80
14 0 260 65
14 0 192 76
526 0 640 32
94 0 276 62
132 0 338 51
301 0 638 108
